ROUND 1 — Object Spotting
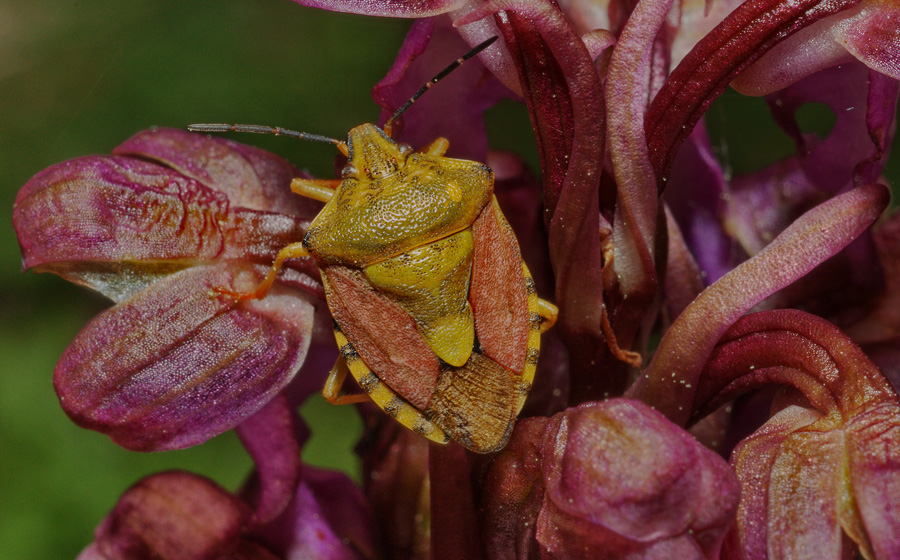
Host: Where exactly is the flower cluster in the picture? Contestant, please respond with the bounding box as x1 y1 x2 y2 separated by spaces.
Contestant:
12 0 900 558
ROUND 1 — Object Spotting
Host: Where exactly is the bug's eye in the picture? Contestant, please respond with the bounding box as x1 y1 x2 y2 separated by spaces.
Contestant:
341 164 358 178
398 143 414 157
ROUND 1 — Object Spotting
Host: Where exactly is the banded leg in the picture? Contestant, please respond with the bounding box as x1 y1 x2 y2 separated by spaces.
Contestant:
331 323 450 445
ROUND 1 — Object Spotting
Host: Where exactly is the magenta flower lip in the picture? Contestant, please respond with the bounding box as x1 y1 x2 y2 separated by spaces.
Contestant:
14 128 321 452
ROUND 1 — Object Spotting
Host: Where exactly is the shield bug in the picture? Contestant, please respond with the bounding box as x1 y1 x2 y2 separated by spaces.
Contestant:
189 36 557 453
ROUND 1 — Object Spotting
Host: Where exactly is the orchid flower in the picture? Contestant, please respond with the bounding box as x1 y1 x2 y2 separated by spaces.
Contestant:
12 0 900 558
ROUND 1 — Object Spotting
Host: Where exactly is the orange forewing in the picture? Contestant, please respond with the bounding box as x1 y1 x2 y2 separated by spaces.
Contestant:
470 200 530 374
321 265 440 410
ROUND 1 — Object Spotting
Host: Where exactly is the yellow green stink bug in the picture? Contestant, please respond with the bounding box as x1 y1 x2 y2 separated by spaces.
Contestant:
189 37 557 453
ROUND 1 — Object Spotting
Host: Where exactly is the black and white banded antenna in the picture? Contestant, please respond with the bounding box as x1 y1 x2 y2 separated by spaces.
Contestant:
383 36 498 137
186 123 348 154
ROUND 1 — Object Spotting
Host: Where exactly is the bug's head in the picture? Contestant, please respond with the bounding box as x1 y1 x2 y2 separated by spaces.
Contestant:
343 123 413 181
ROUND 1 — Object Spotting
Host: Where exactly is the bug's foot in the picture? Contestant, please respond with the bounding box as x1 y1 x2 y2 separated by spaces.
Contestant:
210 286 263 301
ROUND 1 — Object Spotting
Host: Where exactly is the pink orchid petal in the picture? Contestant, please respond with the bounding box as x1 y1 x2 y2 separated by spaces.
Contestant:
671 0 745 67
845 401 900 559
581 29 616 65
630 183 889 424
13 152 318 303
605 0 675 348
700 310 900 558
724 405 825 560
252 466 378 560
837 0 900 80
695 310 897 418
115 128 319 218
85 471 253 560
289 0 466 17
55 263 314 451
645 0 863 182
235 394 305 525
538 400 739 556
763 426 847 558
663 123 737 284
481 404 740 560
14 156 229 272
733 0 900 95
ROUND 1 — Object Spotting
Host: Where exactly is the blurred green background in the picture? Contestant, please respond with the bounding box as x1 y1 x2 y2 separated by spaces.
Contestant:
0 1 897 559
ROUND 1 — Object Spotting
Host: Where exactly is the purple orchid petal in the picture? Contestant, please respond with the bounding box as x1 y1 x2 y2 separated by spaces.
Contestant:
663 204 706 320
663 122 738 284
289 0 466 17
605 0 675 351
235 394 305 525
732 0 900 95
645 0 863 182
848 211 900 344
449 1 523 94
695 310 896 419
723 162 884 326
13 153 318 303
79 471 257 560
14 156 228 273
677 63 896 324
846 400 900 559
629 183 889 425
670 0 745 67
723 405 835 560
693 310 900 558
837 0 900 80
252 466 378 560
481 401 740 558
461 0 605 218
581 29 616 67
765 62 899 192
372 18 512 163
114 128 318 217
55 263 314 451
537 400 739 558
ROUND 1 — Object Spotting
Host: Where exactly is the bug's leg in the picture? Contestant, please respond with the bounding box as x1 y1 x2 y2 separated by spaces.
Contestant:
215 242 309 301
291 178 340 203
538 299 558 333
419 137 450 157
322 357 371 405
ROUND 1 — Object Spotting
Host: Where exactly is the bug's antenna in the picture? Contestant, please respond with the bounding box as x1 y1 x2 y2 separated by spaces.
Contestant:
188 123 349 155
383 36 498 137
